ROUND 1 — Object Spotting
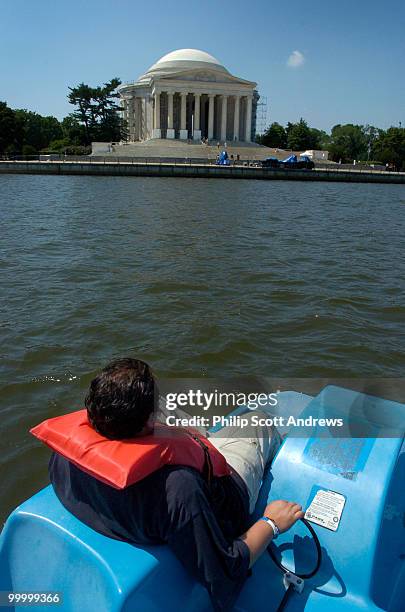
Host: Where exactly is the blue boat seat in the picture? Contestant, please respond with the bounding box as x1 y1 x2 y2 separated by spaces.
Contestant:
0 485 211 612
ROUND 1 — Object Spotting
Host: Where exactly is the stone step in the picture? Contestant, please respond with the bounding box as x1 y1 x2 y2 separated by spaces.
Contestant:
95 139 300 160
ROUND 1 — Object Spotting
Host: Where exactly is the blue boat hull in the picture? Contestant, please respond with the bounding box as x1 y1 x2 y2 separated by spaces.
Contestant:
1 387 404 611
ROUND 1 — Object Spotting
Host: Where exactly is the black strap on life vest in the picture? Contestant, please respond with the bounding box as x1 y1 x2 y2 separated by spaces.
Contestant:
186 432 214 488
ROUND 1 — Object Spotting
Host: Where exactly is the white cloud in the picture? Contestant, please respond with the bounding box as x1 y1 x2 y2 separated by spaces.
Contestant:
287 50 305 68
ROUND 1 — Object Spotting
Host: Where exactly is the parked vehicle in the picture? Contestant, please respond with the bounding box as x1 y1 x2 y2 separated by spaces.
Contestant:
261 155 315 170
261 157 280 168
280 154 315 170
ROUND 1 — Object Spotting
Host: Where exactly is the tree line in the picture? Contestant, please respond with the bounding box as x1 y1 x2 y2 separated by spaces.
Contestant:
1 80 404 169
256 119 405 169
0 78 127 156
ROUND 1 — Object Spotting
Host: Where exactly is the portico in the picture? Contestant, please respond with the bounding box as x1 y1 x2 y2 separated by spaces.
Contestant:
119 49 259 143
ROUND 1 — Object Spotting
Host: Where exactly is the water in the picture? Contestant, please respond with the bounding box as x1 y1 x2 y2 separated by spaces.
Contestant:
1 174 405 522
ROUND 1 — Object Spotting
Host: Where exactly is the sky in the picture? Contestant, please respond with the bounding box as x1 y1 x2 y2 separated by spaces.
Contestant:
1 0 404 133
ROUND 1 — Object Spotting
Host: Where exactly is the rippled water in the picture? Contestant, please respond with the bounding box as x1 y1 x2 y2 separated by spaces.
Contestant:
1 174 405 521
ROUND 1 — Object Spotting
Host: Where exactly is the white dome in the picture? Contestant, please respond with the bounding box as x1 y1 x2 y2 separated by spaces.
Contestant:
155 49 223 67
141 48 229 79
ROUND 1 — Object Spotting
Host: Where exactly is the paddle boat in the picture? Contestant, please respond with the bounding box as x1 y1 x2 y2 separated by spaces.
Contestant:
1 385 404 611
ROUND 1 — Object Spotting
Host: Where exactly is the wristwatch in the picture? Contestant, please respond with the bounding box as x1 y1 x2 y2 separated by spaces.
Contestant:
259 516 280 539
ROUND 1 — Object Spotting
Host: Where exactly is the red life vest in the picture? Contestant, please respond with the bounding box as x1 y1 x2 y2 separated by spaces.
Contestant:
30 409 230 489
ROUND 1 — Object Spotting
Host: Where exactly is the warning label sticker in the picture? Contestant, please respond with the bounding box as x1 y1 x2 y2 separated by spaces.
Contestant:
305 489 346 532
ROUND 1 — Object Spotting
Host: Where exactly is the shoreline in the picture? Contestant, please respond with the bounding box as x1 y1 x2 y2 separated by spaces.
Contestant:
1 160 405 184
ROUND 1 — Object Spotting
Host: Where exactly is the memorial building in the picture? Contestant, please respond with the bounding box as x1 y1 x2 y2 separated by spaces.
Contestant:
118 49 259 143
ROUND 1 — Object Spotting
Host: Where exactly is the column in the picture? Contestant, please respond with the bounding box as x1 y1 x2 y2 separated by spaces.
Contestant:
129 99 134 142
233 95 240 141
122 99 128 127
152 91 161 139
208 94 214 140
220 95 228 142
166 92 175 139
245 95 252 142
145 96 152 141
133 97 138 141
179 92 188 139
193 93 201 140
132 98 137 141
142 97 148 141
139 97 144 141
123 99 130 140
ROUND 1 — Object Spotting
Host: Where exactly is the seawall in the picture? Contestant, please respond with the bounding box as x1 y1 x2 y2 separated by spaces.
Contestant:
1 160 404 184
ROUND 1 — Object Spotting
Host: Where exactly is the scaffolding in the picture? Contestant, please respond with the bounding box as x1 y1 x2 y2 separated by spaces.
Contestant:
256 96 268 135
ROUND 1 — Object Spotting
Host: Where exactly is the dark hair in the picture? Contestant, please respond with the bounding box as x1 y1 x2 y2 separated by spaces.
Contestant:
85 358 156 439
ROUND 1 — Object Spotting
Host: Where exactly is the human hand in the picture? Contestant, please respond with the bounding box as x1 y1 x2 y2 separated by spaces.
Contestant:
264 500 305 533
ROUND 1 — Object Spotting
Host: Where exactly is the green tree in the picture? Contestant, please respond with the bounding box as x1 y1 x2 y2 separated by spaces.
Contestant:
286 118 317 150
328 124 368 162
67 78 126 144
260 122 287 148
308 128 330 150
363 124 380 161
60 116 87 145
0 101 22 154
371 127 405 170
14 110 62 151
68 83 96 145
21 144 38 156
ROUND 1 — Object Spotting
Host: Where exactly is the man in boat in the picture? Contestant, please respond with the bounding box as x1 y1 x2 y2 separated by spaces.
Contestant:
49 358 304 611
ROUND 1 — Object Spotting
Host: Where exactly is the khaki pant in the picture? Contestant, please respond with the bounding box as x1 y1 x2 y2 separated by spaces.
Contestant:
208 412 282 513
